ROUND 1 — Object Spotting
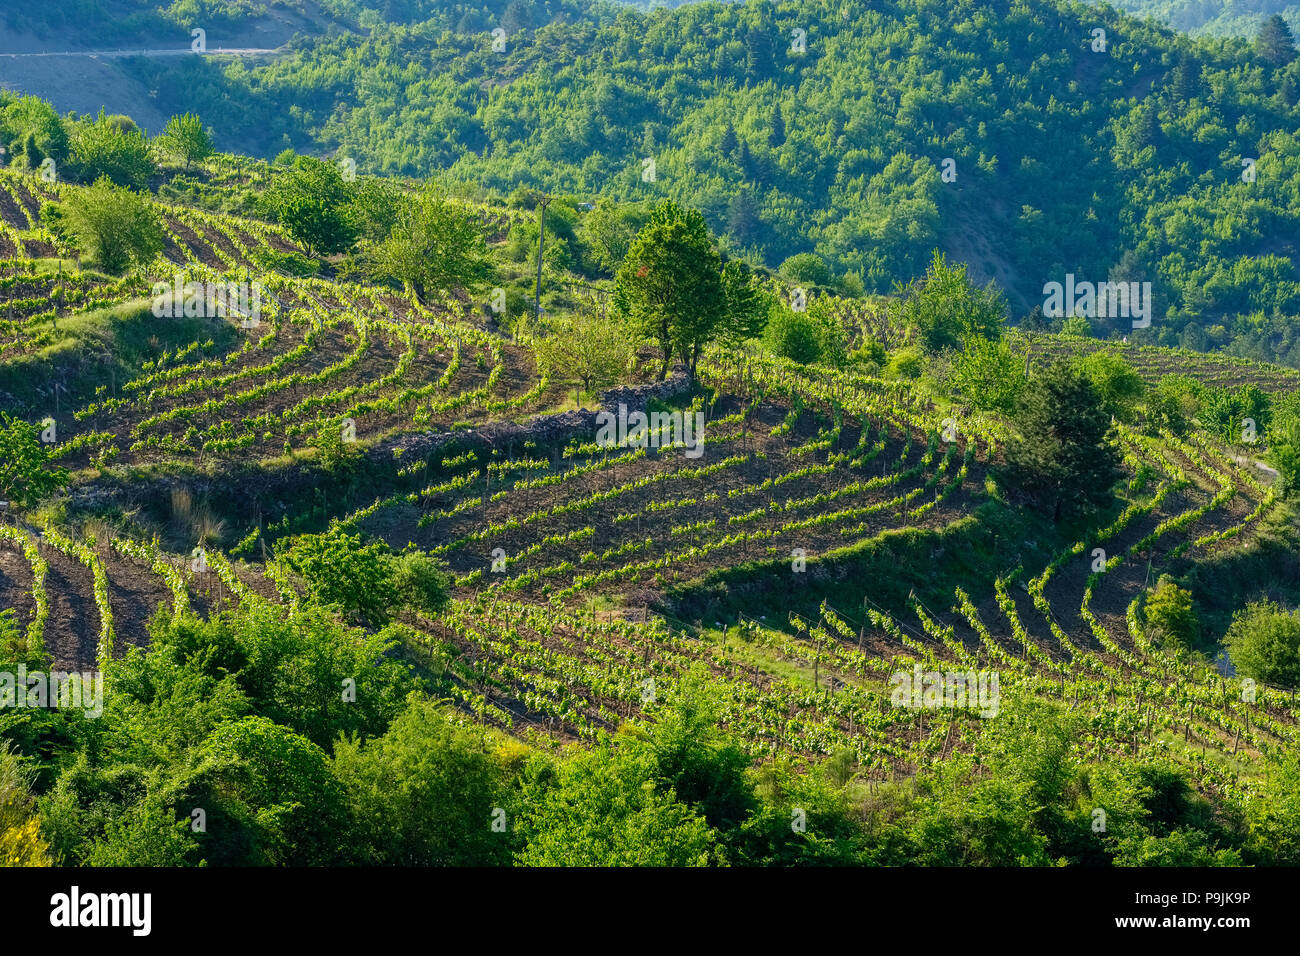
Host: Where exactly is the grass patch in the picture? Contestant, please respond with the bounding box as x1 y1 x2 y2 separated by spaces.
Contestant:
0 298 239 414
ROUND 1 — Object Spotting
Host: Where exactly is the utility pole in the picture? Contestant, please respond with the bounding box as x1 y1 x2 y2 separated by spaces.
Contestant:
534 193 552 320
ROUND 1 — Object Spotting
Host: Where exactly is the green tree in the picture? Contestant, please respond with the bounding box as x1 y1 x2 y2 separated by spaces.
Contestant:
266 156 358 258
332 699 510 865
1224 600 1300 689
582 199 651 276
348 177 405 243
20 133 42 170
365 186 492 302
1267 395 1300 495
891 251 1008 352
0 94 67 163
534 300 634 403
278 528 400 626
67 109 154 189
0 412 70 507
1060 315 1092 338
719 259 771 345
390 550 453 618
764 305 826 364
1077 351 1146 423
779 252 832 286
720 122 738 156
726 191 764 245
55 175 162 274
157 112 213 170
1145 376 1200 436
1199 384 1270 446
905 753 1051 865
1003 361 1124 522
613 200 725 379
1258 14 1297 67
189 716 350 866
641 671 754 833
950 335 1028 413
769 103 786 147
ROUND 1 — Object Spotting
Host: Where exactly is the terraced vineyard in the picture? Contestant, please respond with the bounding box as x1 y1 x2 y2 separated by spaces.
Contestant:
1 158 1297 869
1009 328 1300 395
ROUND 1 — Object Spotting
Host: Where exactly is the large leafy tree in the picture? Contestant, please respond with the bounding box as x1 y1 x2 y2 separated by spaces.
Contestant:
1003 360 1124 522
0 412 70 508
613 200 725 379
266 155 358 258
365 186 492 301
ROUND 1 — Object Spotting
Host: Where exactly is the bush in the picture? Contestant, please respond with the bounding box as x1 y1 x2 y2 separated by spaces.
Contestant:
1224 600 1300 689
1060 315 1092 337
0 742 51 867
1143 576 1199 650
52 176 162 274
278 529 399 626
1145 376 1201 435
332 699 510 865
391 551 453 618
764 307 826 364
849 338 886 370
890 251 1008 352
951 335 1027 413
884 346 925 379
0 412 70 508
1077 351 1145 422
67 109 155 189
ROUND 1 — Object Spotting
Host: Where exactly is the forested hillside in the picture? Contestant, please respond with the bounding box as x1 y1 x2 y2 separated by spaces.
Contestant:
12 0 1286 365
1103 0 1300 37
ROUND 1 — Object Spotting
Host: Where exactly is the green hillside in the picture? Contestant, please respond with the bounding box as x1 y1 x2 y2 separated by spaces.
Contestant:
7 0 1294 362
1 0 1299 876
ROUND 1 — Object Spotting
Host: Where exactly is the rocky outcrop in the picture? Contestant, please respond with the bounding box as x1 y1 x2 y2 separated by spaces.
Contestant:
375 369 694 463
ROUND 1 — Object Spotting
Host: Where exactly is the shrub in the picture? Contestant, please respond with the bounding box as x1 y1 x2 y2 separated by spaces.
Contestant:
1224 600 1300 689
1143 576 1199 650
